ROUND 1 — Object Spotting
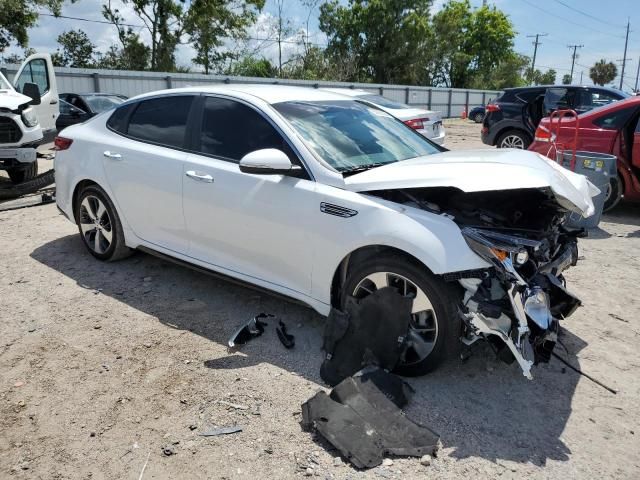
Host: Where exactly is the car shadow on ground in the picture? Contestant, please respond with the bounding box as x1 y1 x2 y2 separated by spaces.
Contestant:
603 203 640 227
31 234 586 467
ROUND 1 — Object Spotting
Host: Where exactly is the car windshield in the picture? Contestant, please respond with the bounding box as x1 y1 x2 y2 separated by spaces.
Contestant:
273 100 439 173
83 95 126 112
360 94 412 110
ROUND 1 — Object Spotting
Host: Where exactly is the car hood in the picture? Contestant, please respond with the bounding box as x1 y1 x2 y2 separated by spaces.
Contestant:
344 149 599 217
0 89 33 110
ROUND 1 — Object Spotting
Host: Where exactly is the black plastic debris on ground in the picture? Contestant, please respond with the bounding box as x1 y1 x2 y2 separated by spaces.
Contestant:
320 287 412 386
227 313 274 348
276 320 295 349
302 367 439 469
199 426 243 437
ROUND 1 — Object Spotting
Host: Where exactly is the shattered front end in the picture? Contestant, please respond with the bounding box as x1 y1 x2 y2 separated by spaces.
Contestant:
457 225 581 379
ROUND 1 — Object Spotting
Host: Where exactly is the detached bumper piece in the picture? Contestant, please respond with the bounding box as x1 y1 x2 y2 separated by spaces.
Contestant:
302 367 439 469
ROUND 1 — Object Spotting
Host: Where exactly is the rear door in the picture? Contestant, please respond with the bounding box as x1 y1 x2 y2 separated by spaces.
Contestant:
632 115 640 169
102 95 195 253
13 53 59 134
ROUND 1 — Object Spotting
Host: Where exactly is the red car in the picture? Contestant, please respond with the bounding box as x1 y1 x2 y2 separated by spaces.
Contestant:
529 95 640 211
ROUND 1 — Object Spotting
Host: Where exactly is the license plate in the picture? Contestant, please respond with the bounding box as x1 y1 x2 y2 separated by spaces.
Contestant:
433 121 442 133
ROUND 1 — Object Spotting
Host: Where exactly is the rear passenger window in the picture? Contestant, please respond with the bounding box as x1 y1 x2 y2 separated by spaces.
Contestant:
198 96 296 162
106 103 134 133
593 106 636 130
127 96 194 148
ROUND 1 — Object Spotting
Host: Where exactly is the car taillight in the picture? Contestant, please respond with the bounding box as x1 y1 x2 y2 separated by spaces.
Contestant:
534 125 556 143
404 118 427 130
485 104 500 112
54 137 73 150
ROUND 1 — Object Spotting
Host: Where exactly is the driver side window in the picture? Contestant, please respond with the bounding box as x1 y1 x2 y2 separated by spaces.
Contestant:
15 59 49 95
197 96 298 164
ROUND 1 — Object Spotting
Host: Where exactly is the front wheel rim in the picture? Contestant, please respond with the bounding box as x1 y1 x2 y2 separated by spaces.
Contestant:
79 195 113 254
501 134 525 149
352 271 439 366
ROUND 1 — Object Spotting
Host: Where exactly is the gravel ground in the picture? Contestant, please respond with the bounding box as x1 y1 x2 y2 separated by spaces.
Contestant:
1 119 639 479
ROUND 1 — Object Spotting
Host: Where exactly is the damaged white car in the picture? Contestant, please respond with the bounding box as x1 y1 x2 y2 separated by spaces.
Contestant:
54 85 596 379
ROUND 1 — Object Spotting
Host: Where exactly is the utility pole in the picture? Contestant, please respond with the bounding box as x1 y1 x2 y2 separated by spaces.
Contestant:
635 57 640 92
568 44 583 82
580 71 583 84
620 18 630 89
527 33 547 85
617 57 631 88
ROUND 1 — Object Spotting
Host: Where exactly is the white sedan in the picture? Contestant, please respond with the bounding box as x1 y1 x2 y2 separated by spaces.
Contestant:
54 85 596 378
322 88 445 145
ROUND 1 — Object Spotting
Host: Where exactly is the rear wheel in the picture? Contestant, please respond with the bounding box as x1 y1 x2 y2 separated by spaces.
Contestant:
473 111 484 123
7 162 38 184
603 175 623 212
75 184 132 261
341 254 459 376
497 130 530 149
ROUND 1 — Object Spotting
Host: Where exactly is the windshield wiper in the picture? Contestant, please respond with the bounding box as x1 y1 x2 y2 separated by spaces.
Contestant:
340 163 387 175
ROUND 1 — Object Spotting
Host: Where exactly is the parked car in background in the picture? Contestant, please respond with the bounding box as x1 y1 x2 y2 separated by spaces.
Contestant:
56 93 127 132
468 106 485 123
322 88 446 145
482 85 628 150
0 53 58 183
54 85 596 379
530 95 640 211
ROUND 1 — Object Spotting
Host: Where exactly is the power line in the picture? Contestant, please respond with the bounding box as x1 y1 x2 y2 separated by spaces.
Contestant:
518 0 625 39
553 0 623 28
37 12 329 47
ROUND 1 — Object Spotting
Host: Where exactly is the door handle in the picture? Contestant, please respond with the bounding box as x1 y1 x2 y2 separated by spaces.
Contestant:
185 170 214 183
103 151 122 160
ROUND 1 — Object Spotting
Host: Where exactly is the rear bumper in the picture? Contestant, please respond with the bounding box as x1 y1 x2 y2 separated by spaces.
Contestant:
418 126 446 145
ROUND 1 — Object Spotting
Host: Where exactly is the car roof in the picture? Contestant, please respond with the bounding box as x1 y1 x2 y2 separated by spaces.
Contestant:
320 88 370 97
131 84 352 105
505 85 624 94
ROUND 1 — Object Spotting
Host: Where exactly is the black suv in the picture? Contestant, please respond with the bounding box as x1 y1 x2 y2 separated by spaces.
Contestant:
481 85 628 149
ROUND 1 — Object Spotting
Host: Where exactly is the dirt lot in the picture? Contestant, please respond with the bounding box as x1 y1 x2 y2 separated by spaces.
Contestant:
1 119 639 479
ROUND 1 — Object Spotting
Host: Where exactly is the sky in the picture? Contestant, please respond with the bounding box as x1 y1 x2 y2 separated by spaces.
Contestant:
3 0 639 90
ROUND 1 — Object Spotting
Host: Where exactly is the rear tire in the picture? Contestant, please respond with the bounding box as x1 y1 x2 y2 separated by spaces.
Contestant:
603 175 623 212
7 162 38 184
75 184 132 261
340 254 460 377
497 130 530 150
473 111 484 123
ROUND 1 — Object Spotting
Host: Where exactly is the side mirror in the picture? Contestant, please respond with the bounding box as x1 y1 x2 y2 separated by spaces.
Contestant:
22 82 41 105
239 148 302 176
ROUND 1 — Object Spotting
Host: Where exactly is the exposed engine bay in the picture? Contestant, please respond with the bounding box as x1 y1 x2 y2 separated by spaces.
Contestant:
371 187 583 379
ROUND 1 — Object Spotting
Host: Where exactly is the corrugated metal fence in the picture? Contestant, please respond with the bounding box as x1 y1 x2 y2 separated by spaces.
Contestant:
2 64 500 118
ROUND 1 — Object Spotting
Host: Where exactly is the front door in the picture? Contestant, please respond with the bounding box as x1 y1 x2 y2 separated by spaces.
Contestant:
632 116 640 169
182 96 318 295
102 95 195 253
13 53 59 134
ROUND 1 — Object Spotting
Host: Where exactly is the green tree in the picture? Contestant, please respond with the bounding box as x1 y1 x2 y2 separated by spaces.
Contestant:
102 1 152 70
319 0 432 84
103 0 183 71
562 74 572 85
228 56 276 77
185 0 264 74
470 53 529 90
0 0 76 52
429 0 517 88
52 29 97 68
590 59 617 86
538 68 556 85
